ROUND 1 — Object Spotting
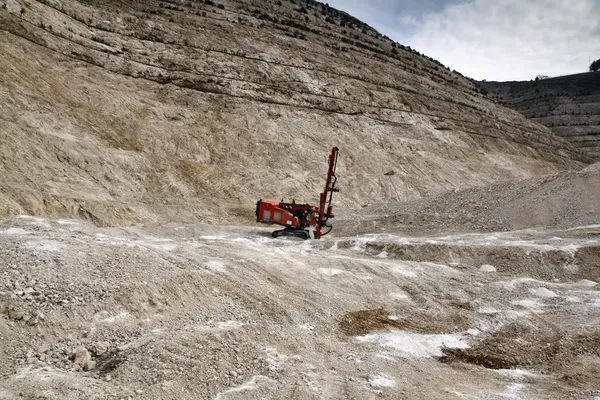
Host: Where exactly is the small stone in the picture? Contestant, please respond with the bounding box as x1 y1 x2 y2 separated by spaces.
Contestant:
229 370 237 377
27 316 39 326
94 341 110 356
22 314 32 322
84 360 96 371
71 346 94 371
135 390 143 395
38 344 50 354
478 264 497 273
24 287 35 295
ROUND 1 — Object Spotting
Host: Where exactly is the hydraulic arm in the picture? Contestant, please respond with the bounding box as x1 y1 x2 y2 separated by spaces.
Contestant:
255 147 339 239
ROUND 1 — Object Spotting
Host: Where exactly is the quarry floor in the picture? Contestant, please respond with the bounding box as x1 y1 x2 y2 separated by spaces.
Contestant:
0 216 599 399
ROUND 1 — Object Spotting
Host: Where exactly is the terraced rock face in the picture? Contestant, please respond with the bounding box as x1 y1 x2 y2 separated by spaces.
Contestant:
479 72 600 160
0 0 589 226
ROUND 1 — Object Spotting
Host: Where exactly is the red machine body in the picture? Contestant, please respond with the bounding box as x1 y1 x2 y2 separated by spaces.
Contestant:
256 147 339 239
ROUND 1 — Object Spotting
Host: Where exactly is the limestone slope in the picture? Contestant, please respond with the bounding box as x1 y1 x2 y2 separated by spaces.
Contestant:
0 0 589 226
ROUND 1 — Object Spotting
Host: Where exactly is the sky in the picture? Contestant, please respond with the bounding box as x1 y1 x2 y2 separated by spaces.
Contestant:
324 0 600 81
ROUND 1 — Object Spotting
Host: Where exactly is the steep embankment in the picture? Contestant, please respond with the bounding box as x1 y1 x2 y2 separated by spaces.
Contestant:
480 72 600 160
0 0 589 226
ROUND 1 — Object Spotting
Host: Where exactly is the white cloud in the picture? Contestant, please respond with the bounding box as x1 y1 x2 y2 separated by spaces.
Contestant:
404 0 600 80
326 0 600 81
399 15 419 27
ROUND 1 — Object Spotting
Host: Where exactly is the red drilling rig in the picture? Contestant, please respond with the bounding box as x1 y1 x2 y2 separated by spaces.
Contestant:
255 147 339 239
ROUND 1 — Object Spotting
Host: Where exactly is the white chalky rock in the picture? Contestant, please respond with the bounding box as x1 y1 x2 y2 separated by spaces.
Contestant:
71 346 95 371
479 264 497 273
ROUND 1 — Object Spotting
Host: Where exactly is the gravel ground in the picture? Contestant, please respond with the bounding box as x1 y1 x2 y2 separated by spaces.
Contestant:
337 162 600 236
1 216 599 399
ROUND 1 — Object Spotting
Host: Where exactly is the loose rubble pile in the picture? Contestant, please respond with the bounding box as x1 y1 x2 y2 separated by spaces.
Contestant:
339 162 600 236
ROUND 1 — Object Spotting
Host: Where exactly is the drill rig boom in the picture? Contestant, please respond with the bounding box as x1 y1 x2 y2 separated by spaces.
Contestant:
255 147 339 239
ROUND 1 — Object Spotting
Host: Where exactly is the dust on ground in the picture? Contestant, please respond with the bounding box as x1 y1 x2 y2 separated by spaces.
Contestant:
441 323 600 373
339 308 470 336
1 216 599 399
